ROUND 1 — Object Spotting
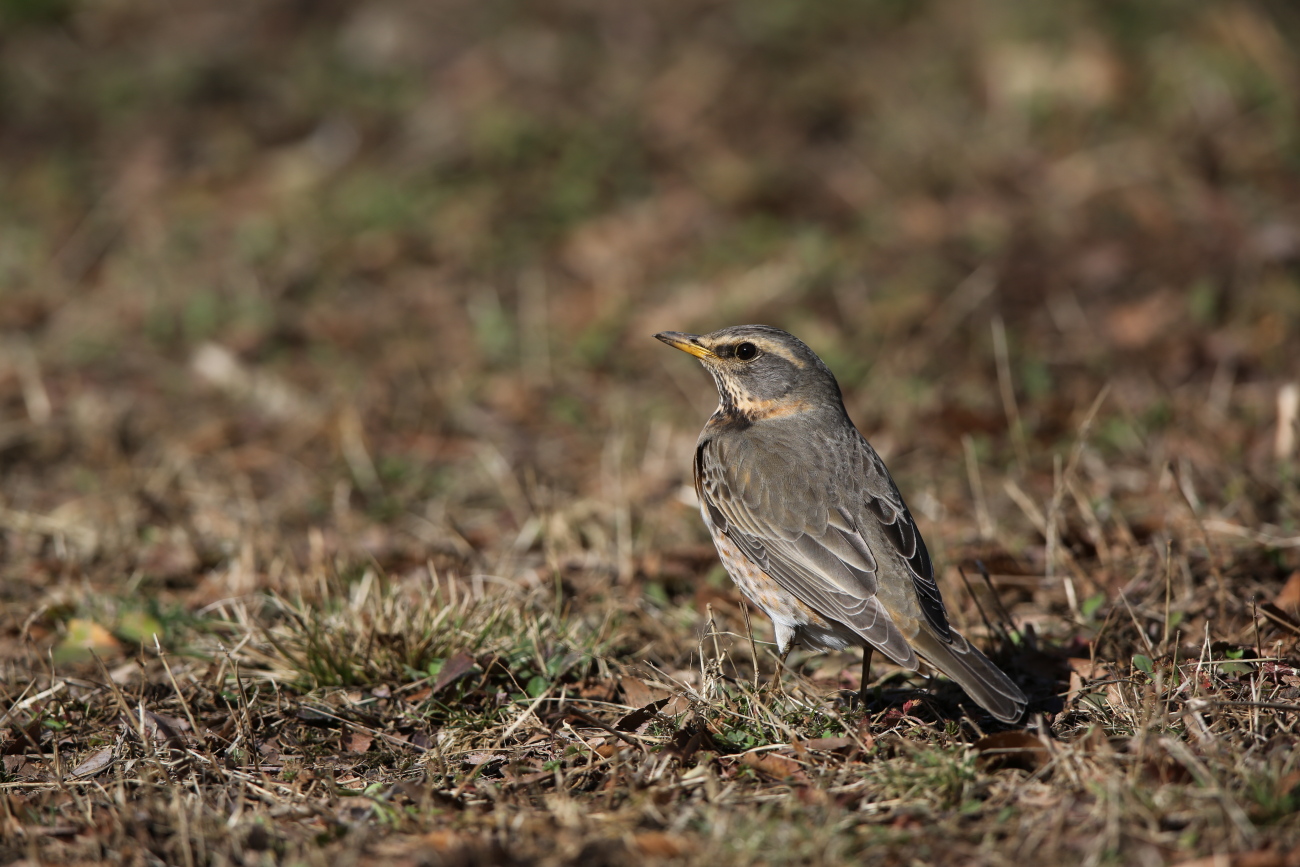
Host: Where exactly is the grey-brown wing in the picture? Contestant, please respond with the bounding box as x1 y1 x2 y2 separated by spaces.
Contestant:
695 434 920 669
852 436 951 642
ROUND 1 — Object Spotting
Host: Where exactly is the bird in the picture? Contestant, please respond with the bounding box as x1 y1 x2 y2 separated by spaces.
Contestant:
656 325 1027 723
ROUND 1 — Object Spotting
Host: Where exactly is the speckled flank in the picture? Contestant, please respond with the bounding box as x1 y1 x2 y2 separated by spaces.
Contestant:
702 505 860 656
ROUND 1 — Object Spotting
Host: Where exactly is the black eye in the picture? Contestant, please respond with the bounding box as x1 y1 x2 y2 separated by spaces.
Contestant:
735 342 758 361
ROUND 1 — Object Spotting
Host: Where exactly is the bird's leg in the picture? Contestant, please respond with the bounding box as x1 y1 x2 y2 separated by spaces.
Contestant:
769 642 794 696
858 646 874 706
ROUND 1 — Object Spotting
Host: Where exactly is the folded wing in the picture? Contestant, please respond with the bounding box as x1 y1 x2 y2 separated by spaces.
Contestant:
696 430 921 669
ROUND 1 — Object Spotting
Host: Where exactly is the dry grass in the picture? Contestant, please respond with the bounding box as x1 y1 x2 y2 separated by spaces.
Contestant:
3 0 1300 864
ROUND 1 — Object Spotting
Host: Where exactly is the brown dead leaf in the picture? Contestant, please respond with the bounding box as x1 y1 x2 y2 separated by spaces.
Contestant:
1067 671 1084 707
619 676 690 717
1 718 46 755
577 679 617 701
615 698 668 733
1260 603 1300 636
667 721 717 762
793 736 856 756
1067 657 1108 679
795 785 831 806
108 661 141 685
808 736 856 753
344 729 374 754
3 755 43 779
69 746 114 778
740 750 807 781
974 730 1051 773
122 710 189 748
421 830 466 852
620 676 667 709
432 652 479 695
632 831 694 859
1276 571 1300 613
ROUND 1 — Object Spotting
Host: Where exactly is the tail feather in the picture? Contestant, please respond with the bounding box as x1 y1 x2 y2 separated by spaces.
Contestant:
909 628 1027 723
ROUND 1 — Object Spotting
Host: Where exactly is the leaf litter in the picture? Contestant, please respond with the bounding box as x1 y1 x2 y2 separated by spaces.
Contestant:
1 0 1300 865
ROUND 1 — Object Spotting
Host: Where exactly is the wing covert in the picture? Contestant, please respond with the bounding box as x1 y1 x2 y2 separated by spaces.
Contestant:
858 448 951 642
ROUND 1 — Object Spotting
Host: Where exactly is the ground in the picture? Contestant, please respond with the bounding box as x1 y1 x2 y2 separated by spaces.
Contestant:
2 1 1299 865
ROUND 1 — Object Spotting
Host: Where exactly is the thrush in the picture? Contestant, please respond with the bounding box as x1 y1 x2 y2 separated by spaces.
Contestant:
657 325 1027 723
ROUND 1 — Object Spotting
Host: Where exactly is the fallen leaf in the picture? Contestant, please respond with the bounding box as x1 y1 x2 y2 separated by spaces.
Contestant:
1067 657 1107 679
344 729 374 754
619 676 690 716
3 754 42 778
620 676 667 709
1277 571 1300 612
615 698 668 733
69 746 114 778
122 710 189 748
1260 603 1300 636
1067 670 1084 706
1 718 46 755
740 751 807 781
431 652 479 695
422 830 466 852
55 619 121 663
667 721 717 762
974 730 1051 773
632 831 693 858
796 736 856 755
578 679 617 701
108 661 142 684
795 785 831 806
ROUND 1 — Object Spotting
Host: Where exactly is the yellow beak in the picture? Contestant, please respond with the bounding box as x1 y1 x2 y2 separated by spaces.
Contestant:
655 331 716 360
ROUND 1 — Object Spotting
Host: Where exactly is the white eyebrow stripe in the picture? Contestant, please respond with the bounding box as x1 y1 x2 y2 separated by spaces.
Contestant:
755 339 805 368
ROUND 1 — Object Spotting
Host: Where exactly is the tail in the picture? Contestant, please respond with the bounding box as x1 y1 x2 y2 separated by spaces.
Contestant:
909 628 1027 723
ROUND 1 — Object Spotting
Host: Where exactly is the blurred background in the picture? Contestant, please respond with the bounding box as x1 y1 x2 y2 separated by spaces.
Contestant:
2 0 1298 663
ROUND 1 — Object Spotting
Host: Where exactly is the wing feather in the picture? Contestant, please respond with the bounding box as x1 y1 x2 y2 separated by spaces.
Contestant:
858 449 951 641
697 432 923 668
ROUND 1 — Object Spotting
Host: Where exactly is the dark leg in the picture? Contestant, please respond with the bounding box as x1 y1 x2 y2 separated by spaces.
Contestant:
770 641 794 694
858 645 874 704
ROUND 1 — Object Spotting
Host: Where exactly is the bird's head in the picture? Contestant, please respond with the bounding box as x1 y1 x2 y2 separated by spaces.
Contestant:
655 325 845 421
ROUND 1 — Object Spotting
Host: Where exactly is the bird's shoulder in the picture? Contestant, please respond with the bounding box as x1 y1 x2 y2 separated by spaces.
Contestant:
697 411 892 501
